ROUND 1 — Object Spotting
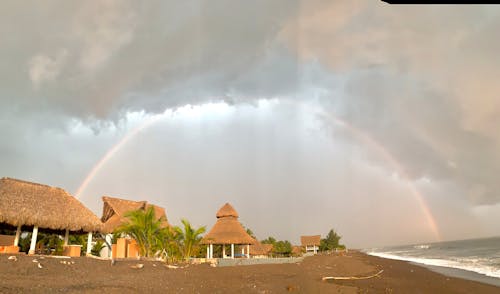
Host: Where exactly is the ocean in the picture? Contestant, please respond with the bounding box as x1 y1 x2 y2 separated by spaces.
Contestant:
364 236 500 287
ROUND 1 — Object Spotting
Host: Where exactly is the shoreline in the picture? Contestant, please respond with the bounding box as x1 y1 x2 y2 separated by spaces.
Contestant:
363 251 500 287
421 263 500 287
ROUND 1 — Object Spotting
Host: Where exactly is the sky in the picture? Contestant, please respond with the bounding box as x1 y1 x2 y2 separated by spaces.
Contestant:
1 1 500 248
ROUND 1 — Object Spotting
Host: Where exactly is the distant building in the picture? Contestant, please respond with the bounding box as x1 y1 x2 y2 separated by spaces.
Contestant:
249 241 273 258
300 235 321 254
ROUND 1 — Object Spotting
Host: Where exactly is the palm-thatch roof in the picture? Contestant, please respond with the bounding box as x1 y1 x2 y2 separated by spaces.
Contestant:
0 177 102 232
101 196 169 233
249 241 273 256
292 245 303 256
201 203 256 245
300 235 321 246
216 203 239 218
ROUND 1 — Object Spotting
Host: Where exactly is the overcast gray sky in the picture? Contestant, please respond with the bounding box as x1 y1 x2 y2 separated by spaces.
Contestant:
1 1 500 248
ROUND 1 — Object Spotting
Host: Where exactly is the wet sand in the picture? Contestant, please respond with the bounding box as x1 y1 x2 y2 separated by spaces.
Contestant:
0 251 498 293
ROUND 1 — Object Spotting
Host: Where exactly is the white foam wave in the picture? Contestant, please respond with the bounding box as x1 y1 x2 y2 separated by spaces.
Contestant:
414 244 430 249
366 252 500 279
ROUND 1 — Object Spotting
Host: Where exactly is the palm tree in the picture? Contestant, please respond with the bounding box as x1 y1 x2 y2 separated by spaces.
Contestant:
115 206 165 258
156 226 182 262
174 219 206 261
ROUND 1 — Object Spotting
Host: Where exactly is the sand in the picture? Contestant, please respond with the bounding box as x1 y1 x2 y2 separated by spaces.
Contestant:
0 251 498 293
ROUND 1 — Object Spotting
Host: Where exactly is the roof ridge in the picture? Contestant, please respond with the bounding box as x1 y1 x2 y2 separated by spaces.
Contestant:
1 177 56 189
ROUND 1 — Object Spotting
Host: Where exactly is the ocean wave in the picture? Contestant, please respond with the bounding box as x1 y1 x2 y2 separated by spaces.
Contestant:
413 244 430 249
366 252 500 279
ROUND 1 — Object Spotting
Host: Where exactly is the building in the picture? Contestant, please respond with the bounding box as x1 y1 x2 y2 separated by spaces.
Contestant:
301 235 321 254
201 203 256 259
101 196 169 233
0 177 102 255
249 241 273 258
100 196 169 258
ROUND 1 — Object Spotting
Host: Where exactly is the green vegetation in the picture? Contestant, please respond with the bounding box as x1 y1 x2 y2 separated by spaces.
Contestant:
319 229 345 251
262 236 292 257
116 207 205 262
245 227 256 239
174 219 206 260
115 206 164 257
91 239 106 256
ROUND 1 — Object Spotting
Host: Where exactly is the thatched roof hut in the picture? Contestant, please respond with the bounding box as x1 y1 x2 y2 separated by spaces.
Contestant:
300 235 321 247
249 241 273 257
0 177 102 232
101 196 169 233
301 235 321 254
201 203 256 245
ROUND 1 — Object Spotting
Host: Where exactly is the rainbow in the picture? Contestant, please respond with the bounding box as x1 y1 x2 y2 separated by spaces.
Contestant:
74 113 164 199
310 104 441 241
74 100 441 241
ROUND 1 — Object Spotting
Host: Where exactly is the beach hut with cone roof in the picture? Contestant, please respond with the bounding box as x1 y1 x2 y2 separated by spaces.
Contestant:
201 203 256 259
0 177 102 255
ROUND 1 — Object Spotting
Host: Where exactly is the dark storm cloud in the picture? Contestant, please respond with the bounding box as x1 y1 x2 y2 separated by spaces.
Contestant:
0 0 300 121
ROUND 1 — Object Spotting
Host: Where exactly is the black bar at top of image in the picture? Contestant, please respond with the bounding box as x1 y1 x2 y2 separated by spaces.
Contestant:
382 0 500 4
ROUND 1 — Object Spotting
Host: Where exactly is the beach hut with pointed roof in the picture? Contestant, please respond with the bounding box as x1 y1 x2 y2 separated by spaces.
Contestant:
101 196 169 233
201 203 256 259
0 177 102 255
100 196 169 258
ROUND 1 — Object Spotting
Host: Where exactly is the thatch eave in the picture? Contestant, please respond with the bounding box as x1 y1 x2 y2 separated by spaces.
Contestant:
0 177 103 232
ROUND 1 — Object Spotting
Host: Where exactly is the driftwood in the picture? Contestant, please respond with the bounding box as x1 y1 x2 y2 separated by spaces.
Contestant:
322 270 384 281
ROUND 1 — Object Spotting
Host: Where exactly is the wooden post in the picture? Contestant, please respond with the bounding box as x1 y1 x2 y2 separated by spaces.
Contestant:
86 232 93 255
28 226 38 255
231 243 234 259
209 244 213 259
247 244 250 258
206 245 210 259
222 244 226 258
13 225 21 246
63 229 69 246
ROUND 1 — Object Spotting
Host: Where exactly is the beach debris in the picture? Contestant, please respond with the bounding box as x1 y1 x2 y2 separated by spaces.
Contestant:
37 263 43 269
111 259 116 266
49 255 70 259
60 260 73 265
285 285 299 292
32 259 38 263
322 269 384 281
130 263 144 269
165 264 179 269
153 263 157 267
7 256 17 261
